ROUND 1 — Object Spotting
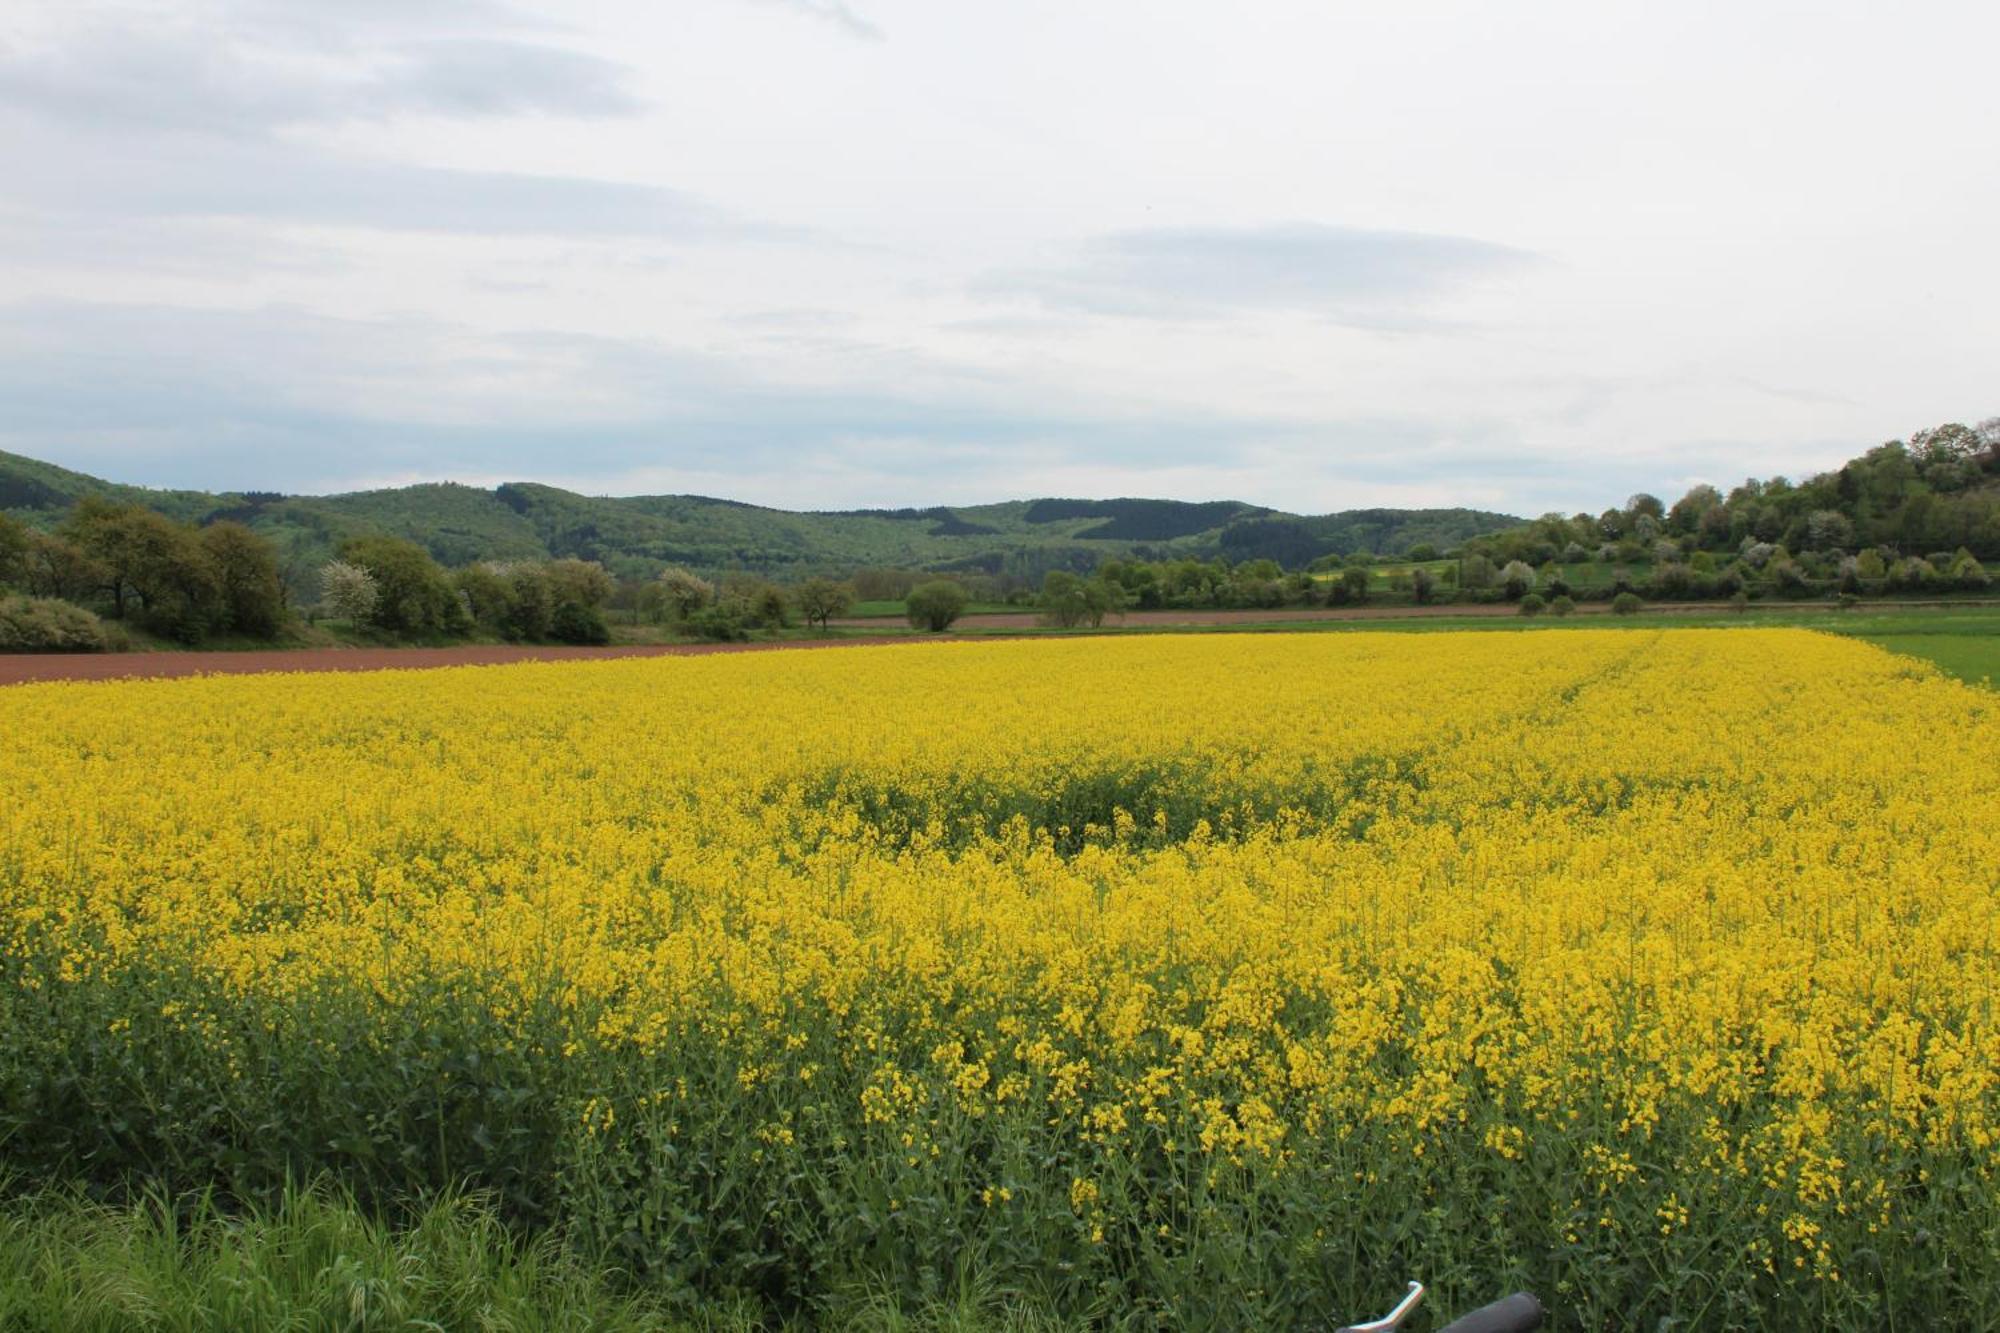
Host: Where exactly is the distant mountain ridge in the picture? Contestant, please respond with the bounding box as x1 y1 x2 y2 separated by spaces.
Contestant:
0 448 1521 586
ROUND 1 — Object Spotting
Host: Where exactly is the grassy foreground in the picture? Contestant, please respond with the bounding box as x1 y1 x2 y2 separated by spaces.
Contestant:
0 1185 1092 1332
0 1185 686 1332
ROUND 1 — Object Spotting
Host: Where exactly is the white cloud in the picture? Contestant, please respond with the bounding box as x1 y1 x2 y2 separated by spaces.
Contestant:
986 223 1537 324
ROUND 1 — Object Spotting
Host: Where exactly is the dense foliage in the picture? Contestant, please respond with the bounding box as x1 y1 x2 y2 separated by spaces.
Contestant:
0 499 288 646
0 595 110 652
905 580 970 631
1470 418 2000 572
2 633 1994 1326
1037 570 1125 627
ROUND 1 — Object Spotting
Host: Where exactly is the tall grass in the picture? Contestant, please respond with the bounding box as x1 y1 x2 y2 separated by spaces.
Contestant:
0 1184 1100 1331
0 1183 693 1332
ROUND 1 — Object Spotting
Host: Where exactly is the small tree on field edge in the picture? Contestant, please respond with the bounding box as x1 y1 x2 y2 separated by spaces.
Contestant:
319 561 380 624
1499 560 1536 601
795 578 854 631
1039 570 1123 628
656 567 715 621
906 581 968 632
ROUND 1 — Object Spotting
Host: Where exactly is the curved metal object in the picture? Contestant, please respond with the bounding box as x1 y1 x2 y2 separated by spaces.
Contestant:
1338 1280 1426 1332
1436 1291 1545 1333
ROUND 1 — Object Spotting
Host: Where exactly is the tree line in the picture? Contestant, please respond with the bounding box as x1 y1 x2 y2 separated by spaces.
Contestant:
0 503 629 652
1 499 287 650
5 416 1993 650
1469 419 2000 566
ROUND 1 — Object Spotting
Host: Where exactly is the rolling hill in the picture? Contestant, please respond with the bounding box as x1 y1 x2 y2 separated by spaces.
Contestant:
0 449 1521 588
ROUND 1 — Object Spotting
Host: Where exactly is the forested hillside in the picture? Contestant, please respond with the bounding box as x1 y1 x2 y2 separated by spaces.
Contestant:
9 416 1992 603
0 450 1517 591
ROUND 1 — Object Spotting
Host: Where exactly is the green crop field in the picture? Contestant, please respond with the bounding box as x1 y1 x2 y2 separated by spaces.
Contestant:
962 603 2000 688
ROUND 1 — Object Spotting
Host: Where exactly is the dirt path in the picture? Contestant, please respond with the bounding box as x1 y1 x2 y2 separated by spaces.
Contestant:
0 637 916 686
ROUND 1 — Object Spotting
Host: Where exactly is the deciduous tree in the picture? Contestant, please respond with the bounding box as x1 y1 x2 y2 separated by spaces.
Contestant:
200 520 285 637
795 577 854 631
318 561 379 624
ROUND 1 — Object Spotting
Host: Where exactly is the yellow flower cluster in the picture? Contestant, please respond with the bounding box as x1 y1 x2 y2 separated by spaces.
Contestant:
3 629 1996 1306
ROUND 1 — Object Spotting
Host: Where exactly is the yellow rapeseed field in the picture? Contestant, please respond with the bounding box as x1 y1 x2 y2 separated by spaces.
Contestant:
2 629 1996 1325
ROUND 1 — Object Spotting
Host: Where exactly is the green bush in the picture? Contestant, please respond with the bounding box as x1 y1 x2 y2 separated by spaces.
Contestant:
905 581 969 632
1612 591 1644 616
1499 560 1536 601
1548 595 1575 617
1039 571 1123 628
0 594 109 652
1517 593 1546 617
718 577 789 630
338 536 468 638
549 600 611 645
686 605 749 642
453 563 517 632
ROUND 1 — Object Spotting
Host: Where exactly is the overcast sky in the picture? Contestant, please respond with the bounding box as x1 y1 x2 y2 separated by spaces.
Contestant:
1 0 1994 514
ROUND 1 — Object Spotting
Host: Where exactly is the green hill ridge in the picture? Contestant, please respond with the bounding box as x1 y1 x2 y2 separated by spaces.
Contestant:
0 450 1521 587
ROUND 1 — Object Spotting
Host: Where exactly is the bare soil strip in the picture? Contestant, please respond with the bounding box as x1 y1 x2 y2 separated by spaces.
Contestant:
0 637 916 686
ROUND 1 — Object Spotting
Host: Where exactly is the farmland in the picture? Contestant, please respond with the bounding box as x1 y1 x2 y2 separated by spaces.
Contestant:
2 631 1997 1327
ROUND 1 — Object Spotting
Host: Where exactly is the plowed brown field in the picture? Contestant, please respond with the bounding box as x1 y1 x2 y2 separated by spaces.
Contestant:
0 637 914 686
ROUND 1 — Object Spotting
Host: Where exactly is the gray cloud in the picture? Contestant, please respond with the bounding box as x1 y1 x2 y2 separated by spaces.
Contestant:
0 26 324 135
0 301 1114 484
0 207 350 278
10 127 745 237
6 297 1810 521
0 15 790 245
0 25 643 135
987 223 1536 324
374 40 643 118
0 300 1530 507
